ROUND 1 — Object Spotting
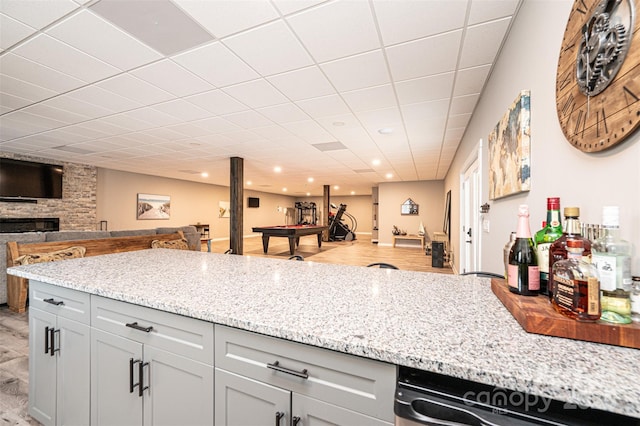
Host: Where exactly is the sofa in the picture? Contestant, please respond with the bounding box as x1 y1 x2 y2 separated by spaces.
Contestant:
1 226 200 305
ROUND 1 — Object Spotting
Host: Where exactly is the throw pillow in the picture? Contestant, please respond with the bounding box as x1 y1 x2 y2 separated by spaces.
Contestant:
151 238 189 250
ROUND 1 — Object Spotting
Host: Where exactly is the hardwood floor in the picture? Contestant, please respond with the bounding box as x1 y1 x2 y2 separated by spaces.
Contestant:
206 233 453 274
0 233 451 425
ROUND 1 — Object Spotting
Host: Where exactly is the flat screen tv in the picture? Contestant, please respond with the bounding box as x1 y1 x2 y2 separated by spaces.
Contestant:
247 197 260 208
0 158 63 199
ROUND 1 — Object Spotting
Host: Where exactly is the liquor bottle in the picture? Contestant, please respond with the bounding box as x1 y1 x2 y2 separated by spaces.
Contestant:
551 239 600 322
631 276 640 323
503 231 516 279
548 207 592 300
535 197 563 295
591 206 633 324
508 205 539 296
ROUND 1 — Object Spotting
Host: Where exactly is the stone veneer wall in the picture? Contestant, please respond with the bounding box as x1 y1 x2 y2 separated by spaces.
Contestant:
0 154 98 231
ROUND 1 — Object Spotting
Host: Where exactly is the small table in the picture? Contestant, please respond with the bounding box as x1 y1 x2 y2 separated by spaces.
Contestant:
392 234 426 250
252 225 328 255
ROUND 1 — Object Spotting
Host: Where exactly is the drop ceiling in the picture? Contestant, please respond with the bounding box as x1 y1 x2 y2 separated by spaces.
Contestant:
0 0 522 197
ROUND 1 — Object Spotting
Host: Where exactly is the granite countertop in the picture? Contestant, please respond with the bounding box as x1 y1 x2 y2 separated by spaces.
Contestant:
8 249 640 418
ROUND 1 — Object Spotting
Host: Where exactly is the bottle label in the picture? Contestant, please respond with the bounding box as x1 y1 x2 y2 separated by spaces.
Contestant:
587 277 600 316
554 275 573 310
631 291 640 315
536 243 551 275
528 266 540 290
507 265 540 291
592 253 630 291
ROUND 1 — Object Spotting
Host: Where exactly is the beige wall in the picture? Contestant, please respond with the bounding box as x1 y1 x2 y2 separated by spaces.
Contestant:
97 168 297 239
378 180 444 246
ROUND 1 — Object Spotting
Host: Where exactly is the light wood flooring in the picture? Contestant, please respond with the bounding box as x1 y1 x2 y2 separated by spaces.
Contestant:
0 233 451 425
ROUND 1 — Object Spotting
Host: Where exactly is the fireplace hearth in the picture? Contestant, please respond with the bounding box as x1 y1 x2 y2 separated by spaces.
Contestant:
0 218 60 233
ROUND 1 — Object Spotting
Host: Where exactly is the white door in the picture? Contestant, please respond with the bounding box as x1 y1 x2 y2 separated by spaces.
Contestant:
460 144 482 274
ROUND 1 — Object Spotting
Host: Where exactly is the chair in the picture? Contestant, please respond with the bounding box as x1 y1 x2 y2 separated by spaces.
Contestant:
459 271 503 278
367 262 399 270
288 255 304 261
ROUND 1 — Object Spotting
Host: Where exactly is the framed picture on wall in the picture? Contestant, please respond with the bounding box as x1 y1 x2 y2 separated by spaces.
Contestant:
488 90 531 200
137 193 170 220
219 201 230 218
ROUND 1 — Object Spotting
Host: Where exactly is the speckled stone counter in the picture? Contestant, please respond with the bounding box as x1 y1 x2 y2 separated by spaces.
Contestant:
8 249 640 418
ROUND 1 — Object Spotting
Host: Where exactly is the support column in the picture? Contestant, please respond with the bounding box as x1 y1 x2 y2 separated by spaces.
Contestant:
323 185 330 242
230 157 243 255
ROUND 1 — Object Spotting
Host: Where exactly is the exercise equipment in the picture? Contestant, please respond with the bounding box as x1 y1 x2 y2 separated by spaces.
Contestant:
328 203 357 241
295 201 317 225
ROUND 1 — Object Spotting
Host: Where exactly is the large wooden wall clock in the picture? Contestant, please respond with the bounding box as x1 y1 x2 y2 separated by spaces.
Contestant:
556 0 640 152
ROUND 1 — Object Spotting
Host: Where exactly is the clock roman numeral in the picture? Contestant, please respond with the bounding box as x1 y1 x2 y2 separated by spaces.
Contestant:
561 94 575 117
623 85 640 110
574 109 587 137
558 72 573 91
596 108 608 137
576 0 588 14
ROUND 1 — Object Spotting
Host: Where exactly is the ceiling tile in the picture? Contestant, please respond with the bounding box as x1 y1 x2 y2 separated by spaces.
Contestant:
396 72 455 105
287 0 379 63
172 42 259 88
96 74 174 105
468 0 520 25
47 10 163 71
191 117 241 134
131 59 213 97
174 0 279 39
224 20 313 76
184 89 248 115
0 0 78 29
221 110 274 129
222 79 289 109
0 74 58 103
281 119 334 143
0 53 85 93
459 17 511 68
295 94 351 118
66 85 142 113
386 30 462 81
450 93 480 115
271 0 327 15
13 34 120 82
453 64 492 96
342 84 396 112
373 0 468 45
267 66 335 101
151 99 211 121
0 91 33 112
1 13 35 50
256 103 309 124
320 50 390 92
41 92 115 120
22 103 89 124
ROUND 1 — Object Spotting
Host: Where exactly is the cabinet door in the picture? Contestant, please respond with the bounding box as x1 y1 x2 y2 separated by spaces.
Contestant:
56 316 90 426
28 308 57 426
215 369 290 426
143 346 214 426
91 328 143 426
293 394 393 426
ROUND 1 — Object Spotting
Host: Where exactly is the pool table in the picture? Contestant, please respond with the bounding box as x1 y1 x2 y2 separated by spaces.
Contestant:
252 225 328 255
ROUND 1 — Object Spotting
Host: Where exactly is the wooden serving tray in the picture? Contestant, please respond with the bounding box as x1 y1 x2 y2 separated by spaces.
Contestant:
491 278 640 349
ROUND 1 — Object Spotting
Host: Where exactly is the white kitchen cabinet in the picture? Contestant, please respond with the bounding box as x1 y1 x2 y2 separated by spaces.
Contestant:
28 281 91 426
214 325 395 426
90 295 214 426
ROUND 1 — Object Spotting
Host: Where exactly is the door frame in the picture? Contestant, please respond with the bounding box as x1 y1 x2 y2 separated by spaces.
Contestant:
459 139 483 273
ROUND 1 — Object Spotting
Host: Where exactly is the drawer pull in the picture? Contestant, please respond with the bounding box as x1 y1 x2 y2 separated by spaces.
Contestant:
44 298 64 306
267 361 308 379
125 322 153 333
275 411 284 426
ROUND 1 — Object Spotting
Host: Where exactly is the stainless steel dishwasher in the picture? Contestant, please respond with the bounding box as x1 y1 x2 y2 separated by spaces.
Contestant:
394 366 640 426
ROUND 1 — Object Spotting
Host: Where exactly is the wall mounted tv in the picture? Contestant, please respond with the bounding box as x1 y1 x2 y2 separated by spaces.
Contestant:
0 158 63 199
247 197 260 208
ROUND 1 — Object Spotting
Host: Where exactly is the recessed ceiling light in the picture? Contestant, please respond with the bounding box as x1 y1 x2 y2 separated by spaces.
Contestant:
246 181 252 186
282 187 287 192
307 177 314 183
201 172 208 178
378 128 394 134
274 166 282 173
333 185 339 190
372 159 381 166
350 191 355 195
306 192 311 196
386 173 393 179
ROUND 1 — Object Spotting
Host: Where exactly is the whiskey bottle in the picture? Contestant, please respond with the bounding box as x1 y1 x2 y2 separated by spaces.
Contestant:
508 205 539 296
535 197 563 296
551 239 600 322
548 207 592 300
592 206 632 324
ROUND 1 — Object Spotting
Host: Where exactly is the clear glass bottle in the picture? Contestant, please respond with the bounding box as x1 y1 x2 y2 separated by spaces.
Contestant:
591 206 633 324
551 239 600 322
631 276 640 323
535 197 563 296
503 231 516 279
548 207 592 300
508 205 539 296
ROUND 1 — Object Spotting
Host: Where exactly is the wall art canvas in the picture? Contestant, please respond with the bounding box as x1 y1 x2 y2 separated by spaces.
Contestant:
488 90 531 200
137 193 170 220
219 201 230 218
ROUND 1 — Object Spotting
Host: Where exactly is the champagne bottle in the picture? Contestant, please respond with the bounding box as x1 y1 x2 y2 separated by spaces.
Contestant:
508 205 539 296
535 197 563 295
592 206 633 324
